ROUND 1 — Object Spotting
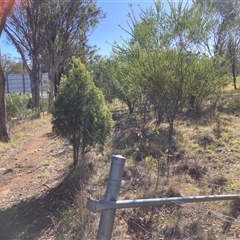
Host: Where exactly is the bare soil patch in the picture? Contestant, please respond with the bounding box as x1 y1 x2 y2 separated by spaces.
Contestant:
0 122 71 239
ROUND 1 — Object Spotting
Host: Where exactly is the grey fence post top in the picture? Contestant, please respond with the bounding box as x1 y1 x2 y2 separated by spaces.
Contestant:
112 154 126 160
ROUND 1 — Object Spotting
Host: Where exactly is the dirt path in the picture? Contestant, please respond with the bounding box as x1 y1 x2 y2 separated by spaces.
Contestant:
0 123 70 239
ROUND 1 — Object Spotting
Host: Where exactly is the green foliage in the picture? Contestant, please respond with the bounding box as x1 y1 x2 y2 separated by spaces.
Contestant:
1 54 27 74
111 54 142 114
188 56 230 112
40 96 48 113
111 0 229 140
90 1 231 142
6 93 48 121
5 93 47 120
6 93 29 120
89 57 115 102
52 57 114 167
90 55 141 114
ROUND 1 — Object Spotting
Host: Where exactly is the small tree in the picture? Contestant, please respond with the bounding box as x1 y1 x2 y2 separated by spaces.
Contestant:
52 58 114 167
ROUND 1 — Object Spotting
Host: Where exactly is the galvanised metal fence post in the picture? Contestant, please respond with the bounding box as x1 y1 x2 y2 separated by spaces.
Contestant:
96 155 126 240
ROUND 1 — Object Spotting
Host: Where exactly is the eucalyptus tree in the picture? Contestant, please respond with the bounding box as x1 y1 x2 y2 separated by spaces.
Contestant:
39 0 105 112
196 0 240 89
1 54 26 74
0 0 15 142
217 1 240 90
4 0 44 115
4 0 105 113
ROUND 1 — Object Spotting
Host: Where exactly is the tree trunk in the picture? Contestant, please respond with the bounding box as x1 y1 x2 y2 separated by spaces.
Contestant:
156 106 164 126
168 121 174 142
54 64 64 96
54 73 59 97
48 68 55 113
29 55 40 117
29 71 40 118
73 132 81 168
0 62 9 142
232 56 237 90
127 100 134 114
48 80 54 114
73 145 78 167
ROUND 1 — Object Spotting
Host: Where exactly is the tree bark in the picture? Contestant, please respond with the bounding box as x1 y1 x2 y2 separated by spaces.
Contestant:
48 72 55 113
47 66 58 113
0 62 9 142
29 55 40 118
0 0 15 142
168 122 174 142
73 145 78 167
127 100 134 114
232 55 237 90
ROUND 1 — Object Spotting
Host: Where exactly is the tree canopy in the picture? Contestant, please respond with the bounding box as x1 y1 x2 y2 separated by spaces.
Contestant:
90 0 230 140
4 0 105 112
1 54 26 74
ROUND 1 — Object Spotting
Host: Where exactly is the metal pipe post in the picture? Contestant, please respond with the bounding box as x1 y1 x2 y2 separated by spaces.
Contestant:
6 74 9 93
22 74 26 94
96 155 126 240
88 194 240 212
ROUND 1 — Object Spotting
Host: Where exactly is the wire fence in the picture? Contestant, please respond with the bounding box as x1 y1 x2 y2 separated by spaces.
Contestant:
87 156 240 240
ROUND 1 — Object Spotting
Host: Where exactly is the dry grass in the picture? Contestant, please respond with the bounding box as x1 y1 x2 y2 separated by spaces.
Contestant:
54 98 240 239
222 77 240 94
73 92 240 239
2 92 240 239
0 114 51 159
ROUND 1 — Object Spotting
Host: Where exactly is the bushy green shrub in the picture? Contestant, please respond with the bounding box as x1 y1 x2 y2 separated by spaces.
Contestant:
5 93 30 120
52 58 114 167
5 93 48 120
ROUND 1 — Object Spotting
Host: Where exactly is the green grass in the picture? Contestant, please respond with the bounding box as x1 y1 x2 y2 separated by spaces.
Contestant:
37 172 49 178
42 159 51 167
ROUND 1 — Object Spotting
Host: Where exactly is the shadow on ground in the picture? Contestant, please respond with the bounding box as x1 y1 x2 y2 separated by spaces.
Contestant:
0 167 80 239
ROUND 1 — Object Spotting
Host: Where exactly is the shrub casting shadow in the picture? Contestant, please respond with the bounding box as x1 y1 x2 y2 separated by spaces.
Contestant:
0 167 80 239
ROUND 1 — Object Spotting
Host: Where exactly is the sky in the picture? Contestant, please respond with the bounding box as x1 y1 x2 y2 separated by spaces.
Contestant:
89 0 155 56
0 0 156 57
0 0 157 58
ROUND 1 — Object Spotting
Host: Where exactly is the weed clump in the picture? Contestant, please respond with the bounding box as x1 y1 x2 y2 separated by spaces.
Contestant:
6 93 47 121
188 163 206 181
165 185 181 198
